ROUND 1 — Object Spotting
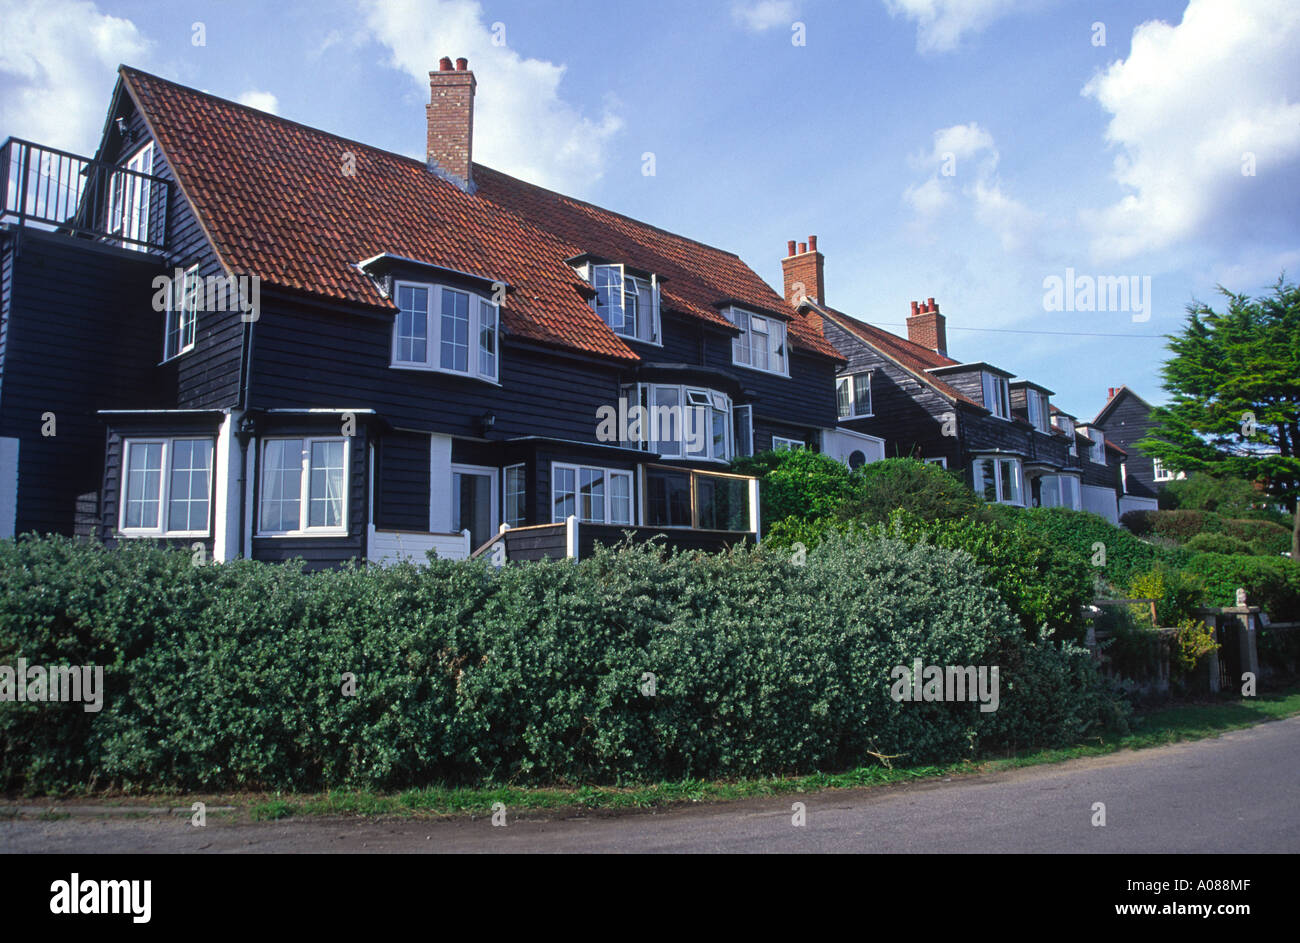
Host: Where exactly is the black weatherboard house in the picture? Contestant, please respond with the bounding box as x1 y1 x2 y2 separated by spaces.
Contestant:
0 59 847 566
1090 384 1174 503
778 238 1135 521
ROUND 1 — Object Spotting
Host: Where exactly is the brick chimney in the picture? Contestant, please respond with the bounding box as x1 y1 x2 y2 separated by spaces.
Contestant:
907 297 947 357
781 235 825 306
427 56 476 191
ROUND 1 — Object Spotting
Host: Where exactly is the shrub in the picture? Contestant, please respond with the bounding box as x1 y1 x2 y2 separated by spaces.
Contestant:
1161 475 1291 526
1220 519 1292 557
1183 553 1300 621
1005 507 1186 592
1120 509 1220 543
0 533 1127 793
1126 563 1206 628
730 449 854 532
837 458 988 525
1184 532 1256 556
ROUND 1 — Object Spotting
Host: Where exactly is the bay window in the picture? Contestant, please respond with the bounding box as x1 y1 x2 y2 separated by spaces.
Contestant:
837 373 872 419
119 437 213 536
727 306 788 376
259 437 348 535
621 383 734 462
972 456 1024 506
551 463 634 525
1038 474 1082 510
392 281 499 382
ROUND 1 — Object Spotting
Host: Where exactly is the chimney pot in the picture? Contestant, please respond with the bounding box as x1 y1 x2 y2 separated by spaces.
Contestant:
455 57 468 70
798 242 807 255
911 301 920 316
787 240 797 257
927 296 936 309
809 235 818 252
439 56 453 71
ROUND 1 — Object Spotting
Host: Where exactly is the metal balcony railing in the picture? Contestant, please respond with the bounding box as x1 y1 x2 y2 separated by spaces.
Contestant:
0 137 168 251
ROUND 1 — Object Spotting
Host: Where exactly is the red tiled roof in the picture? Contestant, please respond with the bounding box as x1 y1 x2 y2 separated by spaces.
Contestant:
813 304 981 407
119 66 839 363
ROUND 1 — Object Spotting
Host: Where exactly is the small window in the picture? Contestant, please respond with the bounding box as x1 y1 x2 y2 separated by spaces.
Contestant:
772 435 804 452
259 437 348 535
119 436 213 536
727 307 788 376
1026 390 1050 432
391 281 499 382
1152 457 1180 482
733 405 754 457
837 373 873 419
163 264 199 361
924 457 947 468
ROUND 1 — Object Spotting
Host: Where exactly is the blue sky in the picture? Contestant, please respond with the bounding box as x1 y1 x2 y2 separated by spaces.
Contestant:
3 0 1298 420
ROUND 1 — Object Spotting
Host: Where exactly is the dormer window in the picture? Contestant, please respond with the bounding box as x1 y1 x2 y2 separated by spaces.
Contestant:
1052 413 1077 456
726 306 788 376
391 280 499 382
1026 389 1050 433
589 263 660 344
982 372 1011 419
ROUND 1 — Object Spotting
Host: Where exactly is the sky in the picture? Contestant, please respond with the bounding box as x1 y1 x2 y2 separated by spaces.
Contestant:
2 0 1297 420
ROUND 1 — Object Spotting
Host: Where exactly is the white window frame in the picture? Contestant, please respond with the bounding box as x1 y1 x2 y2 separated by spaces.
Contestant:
1037 473 1083 510
836 372 873 420
550 463 635 525
588 263 661 345
772 435 804 452
118 436 214 538
622 383 734 463
257 436 350 536
982 372 1011 420
1152 457 1183 482
733 404 754 458
108 141 154 250
924 457 948 468
726 306 789 377
390 280 500 383
503 463 527 528
1086 428 1107 465
163 263 199 362
972 455 1025 506
1026 389 1050 433
1053 414 1077 455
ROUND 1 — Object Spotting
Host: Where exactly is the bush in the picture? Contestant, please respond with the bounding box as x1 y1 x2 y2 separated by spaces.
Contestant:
1120 509 1220 543
1220 519 1292 557
0 533 1126 793
838 458 988 525
1126 563 1206 627
730 449 854 532
1184 532 1256 556
1183 553 1300 620
1160 475 1291 526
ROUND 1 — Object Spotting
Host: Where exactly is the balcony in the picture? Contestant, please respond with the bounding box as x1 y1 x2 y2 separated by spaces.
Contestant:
1 137 169 251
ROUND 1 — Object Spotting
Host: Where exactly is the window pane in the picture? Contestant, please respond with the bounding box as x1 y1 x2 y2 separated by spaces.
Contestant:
505 465 526 527
712 408 728 460
750 317 769 370
308 440 345 528
644 468 691 527
124 442 163 529
732 309 751 365
396 285 428 364
854 374 871 415
579 468 605 523
654 385 681 456
260 439 303 532
553 466 576 522
593 265 624 333
440 289 470 372
610 472 632 525
836 377 851 418
478 300 497 377
974 459 997 503
453 471 492 548
167 438 212 532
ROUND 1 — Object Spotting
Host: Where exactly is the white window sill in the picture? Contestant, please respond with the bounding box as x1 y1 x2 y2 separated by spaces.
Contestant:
838 413 874 422
731 361 790 379
117 530 210 539
256 530 349 539
159 344 196 366
389 362 501 386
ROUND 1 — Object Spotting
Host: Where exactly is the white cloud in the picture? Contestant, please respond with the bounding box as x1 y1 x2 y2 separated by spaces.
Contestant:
904 122 1040 251
1081 0 1300 263
236 90 280 114
0 0 150 153
360 0 622 193
883 0 1031 53
731 1 799 32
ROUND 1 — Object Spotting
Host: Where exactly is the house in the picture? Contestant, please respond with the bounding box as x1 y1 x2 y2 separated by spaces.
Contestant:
780 238 1130 517
1090 385 1175 510
0 59 847 566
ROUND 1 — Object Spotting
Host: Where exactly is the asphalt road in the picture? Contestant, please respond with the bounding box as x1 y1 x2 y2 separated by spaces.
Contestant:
4 716 1299 853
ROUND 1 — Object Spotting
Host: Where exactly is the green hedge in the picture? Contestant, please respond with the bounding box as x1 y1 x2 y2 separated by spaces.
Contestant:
1121 509 1291 556
1183 553 1300 620
1002 507 1187 591
0 534 1125 794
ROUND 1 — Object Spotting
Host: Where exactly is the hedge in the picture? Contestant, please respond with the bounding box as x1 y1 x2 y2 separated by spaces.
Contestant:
0 534 1125 794
1182 553 1300 621
1121 509 1291 556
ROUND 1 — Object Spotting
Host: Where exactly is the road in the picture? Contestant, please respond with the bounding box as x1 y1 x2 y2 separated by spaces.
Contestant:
4 716 1299 853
